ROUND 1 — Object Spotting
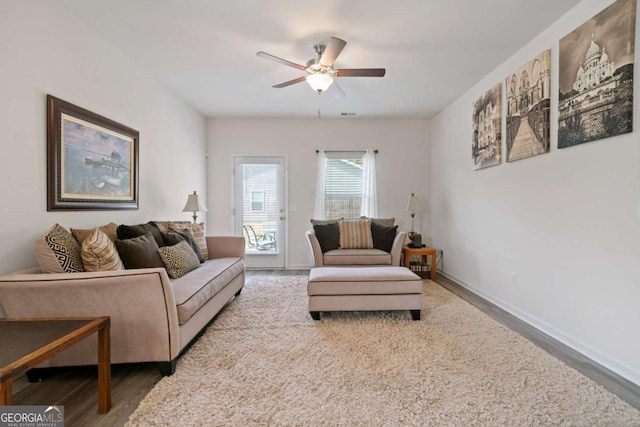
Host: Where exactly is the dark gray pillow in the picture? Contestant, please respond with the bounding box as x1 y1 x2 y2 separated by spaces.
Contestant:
313 222 340 253
161 231 185 246
117 222 165 247
115 234 164 269
371 223 398 253
174 228 205 263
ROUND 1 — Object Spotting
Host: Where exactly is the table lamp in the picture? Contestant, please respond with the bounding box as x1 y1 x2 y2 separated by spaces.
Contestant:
182 191 208 224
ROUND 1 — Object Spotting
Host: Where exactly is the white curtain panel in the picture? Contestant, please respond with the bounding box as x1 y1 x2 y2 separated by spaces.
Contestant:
360 149 378 218
313 150 328 219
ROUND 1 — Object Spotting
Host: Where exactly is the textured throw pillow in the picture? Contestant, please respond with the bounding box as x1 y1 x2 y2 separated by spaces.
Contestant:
365 217 395 227
338 219 373 249
313 222 340 253
114 234 165 269
161 230 204 263
71 222 118 245
371 223 398 253
158 241 201 279
117 223 165 247
310 218 340 226
168 222 208 260
35 224 85 273
81 228 124 272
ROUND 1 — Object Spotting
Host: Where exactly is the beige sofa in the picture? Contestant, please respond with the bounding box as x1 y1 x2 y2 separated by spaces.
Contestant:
0 236 245 376
306 229 406 267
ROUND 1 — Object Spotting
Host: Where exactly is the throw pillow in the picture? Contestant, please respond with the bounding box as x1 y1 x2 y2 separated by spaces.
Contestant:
161 231 185 246
167 222 208 260
35 224 85 273
71 222 118 245
363 217 395 227
338 219 373 249
158 241 201 279
371 222 398 253
176 229 205 263
114 234 164 269
310 218 341 226
313 222 340 253
117 223 165 247
81 228 124 272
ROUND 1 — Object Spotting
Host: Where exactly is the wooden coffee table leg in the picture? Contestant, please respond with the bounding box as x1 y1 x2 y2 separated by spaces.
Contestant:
97 322 111 413
0 378 13 405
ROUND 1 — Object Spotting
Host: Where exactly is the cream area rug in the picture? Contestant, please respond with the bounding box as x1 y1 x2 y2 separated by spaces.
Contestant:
126 276 640 426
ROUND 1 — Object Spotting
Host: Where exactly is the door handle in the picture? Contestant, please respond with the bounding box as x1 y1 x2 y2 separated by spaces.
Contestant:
279 216 285 220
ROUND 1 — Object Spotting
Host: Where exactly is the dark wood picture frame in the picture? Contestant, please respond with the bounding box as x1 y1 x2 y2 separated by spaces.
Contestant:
47 95 139 210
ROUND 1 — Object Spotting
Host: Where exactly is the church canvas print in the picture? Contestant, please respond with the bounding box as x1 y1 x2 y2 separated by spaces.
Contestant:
505 50 551 162
472 83 502 170
558 0 635 149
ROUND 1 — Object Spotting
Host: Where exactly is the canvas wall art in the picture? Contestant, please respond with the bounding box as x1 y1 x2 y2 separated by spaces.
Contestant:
472 83 502 170
47 95 139 210
558 0 635 149
505 50 551 162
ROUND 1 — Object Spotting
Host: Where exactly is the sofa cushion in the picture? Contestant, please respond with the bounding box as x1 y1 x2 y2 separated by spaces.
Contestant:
310 218 341 226
159 241 201 279
366 217 395 227
117 222 165 247
338 219 373 249
115 234 165 269
35 224 85 273
165 222 209 261
71 222 118 245
81 228 124 272
323 249 391 265
371 223 398 253
171 257 245 325
313 222 340 253
308 266 422 295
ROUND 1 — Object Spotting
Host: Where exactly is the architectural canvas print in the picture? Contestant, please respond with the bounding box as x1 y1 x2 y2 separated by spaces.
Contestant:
505 50 551 162
472 83 502 170
558 0 635 148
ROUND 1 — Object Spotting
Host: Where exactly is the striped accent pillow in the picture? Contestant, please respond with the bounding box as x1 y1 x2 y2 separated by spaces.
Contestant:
81 228 124 272
168 222 208 260
158 241 201 279
338 219 373 249
35 224 85 273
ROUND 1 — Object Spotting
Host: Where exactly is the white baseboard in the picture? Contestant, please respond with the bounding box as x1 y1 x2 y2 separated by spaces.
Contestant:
440 270 640 388
286 264 312 270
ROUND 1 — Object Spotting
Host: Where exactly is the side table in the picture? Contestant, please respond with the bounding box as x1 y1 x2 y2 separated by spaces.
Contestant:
402 246 437 280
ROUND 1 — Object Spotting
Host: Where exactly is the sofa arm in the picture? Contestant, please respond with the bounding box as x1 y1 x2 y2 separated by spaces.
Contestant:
206 236 245 259
390 231 407 266
306 230 324 267
0 268 180 366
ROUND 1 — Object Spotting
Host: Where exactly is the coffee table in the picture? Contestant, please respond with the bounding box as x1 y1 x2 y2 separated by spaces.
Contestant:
0 317 111 413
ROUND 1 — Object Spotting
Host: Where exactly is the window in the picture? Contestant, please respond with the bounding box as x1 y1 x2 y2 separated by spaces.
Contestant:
250 190 264 212
314 149 378 219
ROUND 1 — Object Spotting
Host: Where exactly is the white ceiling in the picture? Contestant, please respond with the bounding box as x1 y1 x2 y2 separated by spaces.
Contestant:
56 0 581 119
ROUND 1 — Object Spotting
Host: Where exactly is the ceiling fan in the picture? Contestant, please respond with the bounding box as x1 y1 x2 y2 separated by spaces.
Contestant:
256 36 385 97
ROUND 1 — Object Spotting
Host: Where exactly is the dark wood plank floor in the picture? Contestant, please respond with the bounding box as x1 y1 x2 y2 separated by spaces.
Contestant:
9 269 639 426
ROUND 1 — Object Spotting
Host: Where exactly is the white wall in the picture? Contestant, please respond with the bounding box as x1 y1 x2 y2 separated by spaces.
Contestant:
0 1 206 274
430 0 640 385
206 118 430 268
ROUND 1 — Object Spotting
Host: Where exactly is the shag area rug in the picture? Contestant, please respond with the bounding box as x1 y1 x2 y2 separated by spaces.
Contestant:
127 276 640 426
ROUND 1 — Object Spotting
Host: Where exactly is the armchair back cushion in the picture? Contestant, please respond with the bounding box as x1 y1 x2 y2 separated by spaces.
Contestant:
338 219 373 249
312 222 340 253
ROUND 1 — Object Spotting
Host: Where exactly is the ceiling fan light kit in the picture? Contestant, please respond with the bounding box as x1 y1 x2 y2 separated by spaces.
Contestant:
257 36 385 97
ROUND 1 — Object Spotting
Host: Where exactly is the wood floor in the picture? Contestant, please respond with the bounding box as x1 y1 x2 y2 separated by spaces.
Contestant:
9 270 640 426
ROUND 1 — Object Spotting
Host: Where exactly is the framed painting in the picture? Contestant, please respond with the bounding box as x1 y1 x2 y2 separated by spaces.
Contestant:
472 83 502 170
47 95 139 210
558 0 635 148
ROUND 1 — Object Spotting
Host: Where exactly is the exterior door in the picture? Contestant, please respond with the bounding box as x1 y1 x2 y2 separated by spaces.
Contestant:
233 156 286 268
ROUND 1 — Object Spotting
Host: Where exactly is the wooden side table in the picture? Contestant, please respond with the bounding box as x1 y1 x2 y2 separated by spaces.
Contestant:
402 246 437 280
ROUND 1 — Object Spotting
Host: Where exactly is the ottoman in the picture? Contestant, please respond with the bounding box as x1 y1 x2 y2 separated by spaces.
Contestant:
307 266 423 320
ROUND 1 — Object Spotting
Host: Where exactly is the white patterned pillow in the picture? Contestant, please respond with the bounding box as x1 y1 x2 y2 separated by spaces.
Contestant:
35 224 85 273
338 219 373 249
158 241 201 279
81 228 124 272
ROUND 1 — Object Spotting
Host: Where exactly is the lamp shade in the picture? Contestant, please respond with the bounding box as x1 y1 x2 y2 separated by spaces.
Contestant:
405 193 421 213
306 73 333 93
182 191 208 213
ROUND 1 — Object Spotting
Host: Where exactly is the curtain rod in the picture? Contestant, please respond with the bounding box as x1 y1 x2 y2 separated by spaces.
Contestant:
315 149 378 153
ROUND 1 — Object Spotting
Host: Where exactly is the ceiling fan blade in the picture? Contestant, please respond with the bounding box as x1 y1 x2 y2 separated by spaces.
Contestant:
256 51 306 71
319 36 347 67
327 81 345 98
335 68 386 77
273 76 307 88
